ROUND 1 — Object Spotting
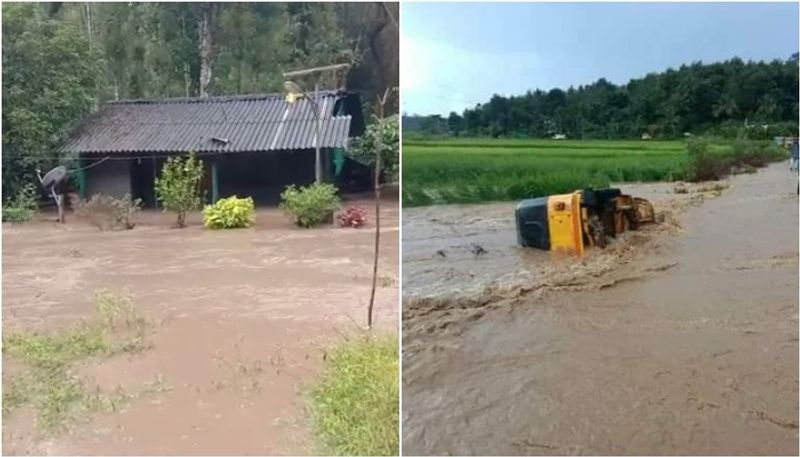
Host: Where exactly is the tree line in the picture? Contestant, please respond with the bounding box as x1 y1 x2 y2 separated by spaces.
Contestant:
2 2 398 197
404 56 799 140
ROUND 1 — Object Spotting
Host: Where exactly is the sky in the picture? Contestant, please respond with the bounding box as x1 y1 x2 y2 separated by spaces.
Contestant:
401 2 800 116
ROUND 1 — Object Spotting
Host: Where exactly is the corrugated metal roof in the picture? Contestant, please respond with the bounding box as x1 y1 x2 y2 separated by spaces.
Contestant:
60 91 353 154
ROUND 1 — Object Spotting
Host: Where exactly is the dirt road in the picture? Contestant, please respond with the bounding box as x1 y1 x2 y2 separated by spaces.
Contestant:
3 197 399 455
402 163 798 455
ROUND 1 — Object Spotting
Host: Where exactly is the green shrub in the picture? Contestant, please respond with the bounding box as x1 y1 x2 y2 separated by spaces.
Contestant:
685 137 730 182
155 153 204 228
279 183 340 228
203 196 255 229
683 137 785 182
308 334 399 456
732 139 784 168
2 183 38 222
75 194 141 230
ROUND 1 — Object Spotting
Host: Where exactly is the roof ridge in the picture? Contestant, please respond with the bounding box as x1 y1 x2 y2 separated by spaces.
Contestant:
107 90 348 105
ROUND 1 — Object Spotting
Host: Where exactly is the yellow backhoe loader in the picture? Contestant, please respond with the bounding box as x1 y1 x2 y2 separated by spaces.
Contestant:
515 188 655 255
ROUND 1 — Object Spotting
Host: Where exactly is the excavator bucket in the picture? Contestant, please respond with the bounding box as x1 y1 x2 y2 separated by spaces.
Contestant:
633 197 655 224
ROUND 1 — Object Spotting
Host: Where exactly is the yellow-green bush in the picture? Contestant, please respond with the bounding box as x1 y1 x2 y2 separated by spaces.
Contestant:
203 196 255 229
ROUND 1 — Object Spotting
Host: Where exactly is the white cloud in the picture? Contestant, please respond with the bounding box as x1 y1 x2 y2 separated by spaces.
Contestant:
401 34 543 115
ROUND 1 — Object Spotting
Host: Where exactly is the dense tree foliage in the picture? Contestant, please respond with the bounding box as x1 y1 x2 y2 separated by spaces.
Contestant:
2 3 102 198
2 2 398 198
404 57 799 140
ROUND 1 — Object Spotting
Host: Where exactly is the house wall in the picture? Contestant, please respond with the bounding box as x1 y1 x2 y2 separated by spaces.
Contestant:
217 150 316 205
86 159 131 198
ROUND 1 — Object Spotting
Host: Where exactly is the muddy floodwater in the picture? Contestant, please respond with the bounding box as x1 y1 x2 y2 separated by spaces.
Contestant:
403 163 798 455
3 196 398 456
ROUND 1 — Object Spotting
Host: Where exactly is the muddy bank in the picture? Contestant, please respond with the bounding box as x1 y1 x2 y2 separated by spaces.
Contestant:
402 163 798 455
3 198 399 455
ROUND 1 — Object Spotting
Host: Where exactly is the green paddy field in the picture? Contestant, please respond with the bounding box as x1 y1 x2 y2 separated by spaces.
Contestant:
403 138 710 206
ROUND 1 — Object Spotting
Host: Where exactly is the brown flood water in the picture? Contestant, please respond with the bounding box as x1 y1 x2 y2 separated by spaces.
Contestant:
403 163 798 455
2 196 399 456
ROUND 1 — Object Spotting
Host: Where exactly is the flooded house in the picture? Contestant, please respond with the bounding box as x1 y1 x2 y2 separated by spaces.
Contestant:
60 90 367 206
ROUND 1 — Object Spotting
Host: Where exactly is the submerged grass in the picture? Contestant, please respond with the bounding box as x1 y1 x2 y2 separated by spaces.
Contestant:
402 138 781 206
2 290 150 431
308 334 399 456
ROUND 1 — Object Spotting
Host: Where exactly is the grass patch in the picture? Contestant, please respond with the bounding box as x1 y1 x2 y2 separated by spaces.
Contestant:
308 334 399 456
2 290 150 431
402 137 785 206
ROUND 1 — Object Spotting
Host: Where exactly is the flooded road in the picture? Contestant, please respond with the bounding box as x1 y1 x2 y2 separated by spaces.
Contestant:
3 197 399 455
402 163 798 455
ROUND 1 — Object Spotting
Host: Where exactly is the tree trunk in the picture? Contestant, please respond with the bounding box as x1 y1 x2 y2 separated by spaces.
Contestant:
84 2 93 51
184 63 191 98
198 3 215 98
181 15 192 97
367 139 381 328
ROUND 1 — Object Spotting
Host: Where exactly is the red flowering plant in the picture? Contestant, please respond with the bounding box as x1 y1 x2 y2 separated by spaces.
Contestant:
337 205 367 228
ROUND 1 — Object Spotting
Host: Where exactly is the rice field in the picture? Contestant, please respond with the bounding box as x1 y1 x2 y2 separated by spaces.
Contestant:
402 138 693 206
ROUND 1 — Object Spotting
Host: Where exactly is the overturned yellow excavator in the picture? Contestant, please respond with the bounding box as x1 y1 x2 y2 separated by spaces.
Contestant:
515 188 655 255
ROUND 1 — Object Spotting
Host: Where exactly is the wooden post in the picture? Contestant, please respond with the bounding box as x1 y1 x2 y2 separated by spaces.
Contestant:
314 80 322 183
152 158 158 208
211 161 219 203
76 157 87 200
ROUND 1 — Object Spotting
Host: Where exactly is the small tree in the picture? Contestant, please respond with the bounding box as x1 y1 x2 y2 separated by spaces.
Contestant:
349 114 399 182
155 152 204 227
349 88 397 328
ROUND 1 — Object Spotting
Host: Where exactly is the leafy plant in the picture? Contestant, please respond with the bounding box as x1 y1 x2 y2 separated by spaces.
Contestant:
337 205 367 228
279 183 340 228
154 153 204 228
75 194 141 230
349 115 399 182
203 195 255 229
2 183 39 222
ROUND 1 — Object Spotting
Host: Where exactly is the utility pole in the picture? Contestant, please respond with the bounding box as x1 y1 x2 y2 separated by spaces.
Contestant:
283 63 351 183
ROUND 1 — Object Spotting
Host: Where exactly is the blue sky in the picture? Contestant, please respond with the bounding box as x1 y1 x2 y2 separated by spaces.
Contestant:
402 2 800 115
